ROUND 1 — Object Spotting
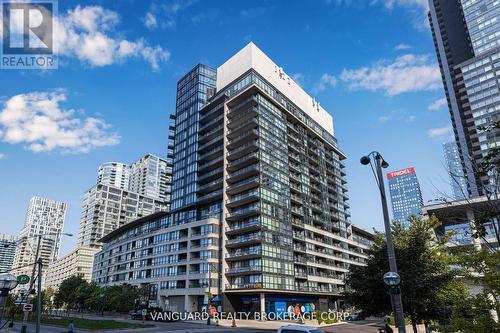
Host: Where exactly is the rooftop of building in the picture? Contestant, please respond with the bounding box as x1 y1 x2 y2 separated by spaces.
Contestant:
216 42 335 135
98 211 170 243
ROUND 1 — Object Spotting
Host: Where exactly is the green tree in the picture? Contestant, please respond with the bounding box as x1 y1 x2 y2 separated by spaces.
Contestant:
438 250 500 333
345 216 466 333
54 276 88 310
104 284 141 313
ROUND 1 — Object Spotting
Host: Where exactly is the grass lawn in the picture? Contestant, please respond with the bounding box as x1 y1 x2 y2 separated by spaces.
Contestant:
39 317 153 331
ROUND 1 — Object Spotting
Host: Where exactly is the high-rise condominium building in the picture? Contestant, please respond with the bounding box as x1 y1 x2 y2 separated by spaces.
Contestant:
93 43 374 313
443 141 469 200
97 162 130 189
0 234 17 272
387 167 423 226
11 197 67 276
429 0 500 196
45 246 100 290
129 154 172 202
77 154 172 248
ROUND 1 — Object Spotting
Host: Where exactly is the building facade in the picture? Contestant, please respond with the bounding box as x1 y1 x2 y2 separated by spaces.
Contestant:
11 197 67 276
77 153 172 248
422 196 499 250
93 43 374 313
77 183 169 248
428 0 500 196
0 234 17 273
44 246 100 290
387 167 423 226
443 141 469 200
97 162 130 189
129 154 172 203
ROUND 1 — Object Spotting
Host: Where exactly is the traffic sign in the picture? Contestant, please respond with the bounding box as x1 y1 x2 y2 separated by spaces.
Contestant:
17 275 30 285
18 288 27 295
14 300 28 305
23 304 33 312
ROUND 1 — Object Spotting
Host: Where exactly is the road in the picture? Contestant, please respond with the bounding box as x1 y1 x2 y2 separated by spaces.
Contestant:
3 319 384 333
324 319 385 333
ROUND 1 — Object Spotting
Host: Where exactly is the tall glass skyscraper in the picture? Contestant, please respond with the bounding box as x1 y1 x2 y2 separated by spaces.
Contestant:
443 141 468 200
92 43 374 313
171 65 217 213
387 167 423 226
429 0 500 196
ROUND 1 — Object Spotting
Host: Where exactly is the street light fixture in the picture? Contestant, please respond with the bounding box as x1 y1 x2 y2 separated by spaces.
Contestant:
360 151 406 333
383 271 401 287
0 274 19 325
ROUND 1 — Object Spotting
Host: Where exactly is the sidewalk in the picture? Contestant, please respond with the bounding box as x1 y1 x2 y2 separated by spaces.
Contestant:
186 319 342 330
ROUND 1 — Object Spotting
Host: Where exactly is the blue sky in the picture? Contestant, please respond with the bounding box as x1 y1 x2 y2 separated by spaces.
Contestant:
0 0 455 255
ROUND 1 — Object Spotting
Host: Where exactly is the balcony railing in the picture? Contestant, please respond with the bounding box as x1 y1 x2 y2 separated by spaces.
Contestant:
226 266 262 274
226 232 263 245
226 248 262 258
226 218 260 232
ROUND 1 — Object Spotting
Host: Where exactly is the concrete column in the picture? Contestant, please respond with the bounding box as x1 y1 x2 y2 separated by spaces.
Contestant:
259 293 265 321
466 208 498 321
184 294 190 312
466 208 482 251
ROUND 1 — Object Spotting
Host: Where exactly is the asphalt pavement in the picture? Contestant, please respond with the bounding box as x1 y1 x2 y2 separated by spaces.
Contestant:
2 318 385 333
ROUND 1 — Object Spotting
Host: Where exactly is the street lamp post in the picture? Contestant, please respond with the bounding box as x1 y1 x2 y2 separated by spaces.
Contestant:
360 152 406 333
0 274 19 326
4 232 72 333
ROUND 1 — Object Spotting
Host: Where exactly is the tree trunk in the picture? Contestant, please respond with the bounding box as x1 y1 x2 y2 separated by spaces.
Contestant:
411 316 418 333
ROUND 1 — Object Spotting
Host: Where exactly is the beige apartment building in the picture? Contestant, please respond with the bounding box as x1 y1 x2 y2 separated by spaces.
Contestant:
45 246 100 290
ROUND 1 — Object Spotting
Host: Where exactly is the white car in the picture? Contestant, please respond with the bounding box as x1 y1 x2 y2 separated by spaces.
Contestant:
277 325 325 333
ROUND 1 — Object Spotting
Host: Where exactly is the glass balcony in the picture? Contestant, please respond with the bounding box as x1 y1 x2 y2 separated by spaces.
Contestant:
226 217 261 235
227 140 259 160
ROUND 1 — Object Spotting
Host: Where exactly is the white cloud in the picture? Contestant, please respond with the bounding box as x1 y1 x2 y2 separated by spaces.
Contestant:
340 54 442 96
427 125 453 139
428 97 447 111
394 43 411 50
383 0 428 10
372 0 429 29
0 153 6 159
378 115 391 123
0 91 119 153
378 110 416 123
312 73 338 94
50 5 170 69
144 12 158 29
145 0 197 29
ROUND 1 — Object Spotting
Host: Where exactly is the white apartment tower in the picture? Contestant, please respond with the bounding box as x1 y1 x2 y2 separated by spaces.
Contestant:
11 197 67 275
97 162 130 189
129 154 171 202
77 154 172 248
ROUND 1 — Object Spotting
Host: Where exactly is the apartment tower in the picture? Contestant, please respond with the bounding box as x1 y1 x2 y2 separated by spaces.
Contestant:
93 43 374 313
429 0 500 196
11 197 67 276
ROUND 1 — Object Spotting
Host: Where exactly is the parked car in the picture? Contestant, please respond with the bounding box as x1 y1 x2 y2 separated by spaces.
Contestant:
277 325 325 333
345 311 366 321
129 309 176 322
130 310 150 320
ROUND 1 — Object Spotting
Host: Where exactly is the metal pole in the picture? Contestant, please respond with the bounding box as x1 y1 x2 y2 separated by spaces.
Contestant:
22 235 42 333
374 154 406 333
0 291 7 325
36 258 42 333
